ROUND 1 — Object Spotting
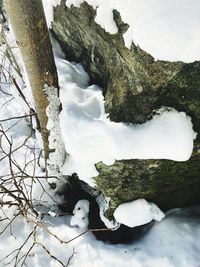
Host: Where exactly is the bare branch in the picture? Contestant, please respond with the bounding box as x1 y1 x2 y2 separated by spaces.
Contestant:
0 113 36 123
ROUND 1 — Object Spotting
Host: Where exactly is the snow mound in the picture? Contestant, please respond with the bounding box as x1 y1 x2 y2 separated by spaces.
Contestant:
56 58 196 185
70 199 90 229
114 199 165 227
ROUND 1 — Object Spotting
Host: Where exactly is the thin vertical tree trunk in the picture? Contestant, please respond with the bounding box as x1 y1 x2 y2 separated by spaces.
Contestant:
4 0 58 160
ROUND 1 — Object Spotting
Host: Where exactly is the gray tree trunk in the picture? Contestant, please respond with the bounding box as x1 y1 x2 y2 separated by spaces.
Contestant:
4 0 58 161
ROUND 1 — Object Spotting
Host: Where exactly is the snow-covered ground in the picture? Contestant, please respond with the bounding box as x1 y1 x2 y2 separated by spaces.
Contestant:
1 203 200 267
0 1 200 266
0 39 200 266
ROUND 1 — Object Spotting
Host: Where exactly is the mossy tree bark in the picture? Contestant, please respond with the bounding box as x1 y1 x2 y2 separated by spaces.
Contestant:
4 0 59 161
95 60 200 217
52 1 200 216
95 150 200 218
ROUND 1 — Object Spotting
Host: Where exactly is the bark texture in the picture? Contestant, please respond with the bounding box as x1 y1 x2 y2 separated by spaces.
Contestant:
52 1 184 124
5 0 59 160
52 1 200 217
95 150 200 218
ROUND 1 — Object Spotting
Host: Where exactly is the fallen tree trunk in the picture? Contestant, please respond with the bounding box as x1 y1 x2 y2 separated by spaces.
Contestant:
52 0 200 216
95 150 200 218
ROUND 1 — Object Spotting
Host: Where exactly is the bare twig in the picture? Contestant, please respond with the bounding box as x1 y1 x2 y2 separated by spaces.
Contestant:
0 113 36 123
35 242 66 267
0 26 73 267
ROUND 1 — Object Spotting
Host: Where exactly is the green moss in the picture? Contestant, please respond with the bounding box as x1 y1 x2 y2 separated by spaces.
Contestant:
95 151 200 219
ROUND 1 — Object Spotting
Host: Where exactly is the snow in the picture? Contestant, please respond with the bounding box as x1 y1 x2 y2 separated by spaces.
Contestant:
114 199 165 228
44 84 66 175
55 57 196 185
42 0 61 28
1 205 200 267
1 3 200 266
96 194 118 229
65 0 200 62
0 54 199 267
70 199 90 229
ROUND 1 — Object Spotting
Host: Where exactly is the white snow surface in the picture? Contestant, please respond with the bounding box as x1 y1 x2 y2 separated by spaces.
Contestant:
55 57 196 185
70 199 90 229
0 39 199 267
96 194 119 229
1 10 200 266
42 0 61 28
1 205 200 267
65 0 200 62
114 199 165 228
44 84 66 174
